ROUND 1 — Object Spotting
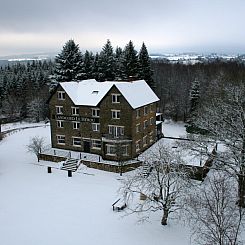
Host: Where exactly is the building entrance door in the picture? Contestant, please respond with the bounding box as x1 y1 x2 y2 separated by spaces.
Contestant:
83 140 91 153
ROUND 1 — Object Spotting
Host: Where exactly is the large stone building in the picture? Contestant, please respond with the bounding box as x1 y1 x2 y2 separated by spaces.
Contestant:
48 79 161 161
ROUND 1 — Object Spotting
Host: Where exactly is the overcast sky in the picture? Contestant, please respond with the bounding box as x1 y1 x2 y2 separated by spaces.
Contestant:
0 0 245 56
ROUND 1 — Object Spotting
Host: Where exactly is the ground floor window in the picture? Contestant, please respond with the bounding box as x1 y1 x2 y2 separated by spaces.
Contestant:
106 144 116 156
91 139 101 149
143 136 147 146
136 140 141 152
73 137 81 147
122 145 129 156
57 135 65 145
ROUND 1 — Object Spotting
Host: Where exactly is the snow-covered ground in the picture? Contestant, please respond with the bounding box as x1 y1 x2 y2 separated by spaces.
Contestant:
0 122 191 245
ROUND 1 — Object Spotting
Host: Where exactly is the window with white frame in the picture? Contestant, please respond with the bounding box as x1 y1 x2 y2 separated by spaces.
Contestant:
57 91 65 100
136 123 140 133
144 106 148 115
136 108 141 118
150 103 154 112
149 131 154 142
112 94 120 103
56 106 63 115
111 110 120 119
72 137 81 147
72 121 80 129
150 117 154 125
143 136 147 146
91 108 100 117
57 135 65 145
106 144 116 155
71 107 79 115
92 123 100 132
122 145 129 156
144 120 148 129
108 125 124 137
136 140 141 152
91 139 101 149
57 120 64 128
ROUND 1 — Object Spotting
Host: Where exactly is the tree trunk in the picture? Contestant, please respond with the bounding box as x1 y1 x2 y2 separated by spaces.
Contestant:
238 168 245 208
161 208 169 225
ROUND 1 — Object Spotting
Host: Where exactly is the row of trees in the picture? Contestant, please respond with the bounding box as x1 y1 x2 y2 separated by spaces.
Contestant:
54 39 154 88
0 60 53 121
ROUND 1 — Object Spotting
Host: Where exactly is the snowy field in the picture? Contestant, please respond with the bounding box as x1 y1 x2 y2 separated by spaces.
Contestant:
0 121 192 245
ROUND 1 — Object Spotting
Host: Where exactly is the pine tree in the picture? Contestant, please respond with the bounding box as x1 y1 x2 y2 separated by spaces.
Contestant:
114 46 123 80
99 39 115 81
121 40 139 80
80 50 94 80
138 42 154 88
189 79 200 113
54 39 83 82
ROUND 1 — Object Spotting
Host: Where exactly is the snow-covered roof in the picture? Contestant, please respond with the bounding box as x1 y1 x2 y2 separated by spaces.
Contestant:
60 79 159 109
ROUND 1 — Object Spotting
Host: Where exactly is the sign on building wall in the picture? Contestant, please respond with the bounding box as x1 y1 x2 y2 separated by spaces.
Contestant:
55 115 96 123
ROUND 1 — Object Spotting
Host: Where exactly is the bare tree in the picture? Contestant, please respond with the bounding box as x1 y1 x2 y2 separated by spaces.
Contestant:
186 172 244 245
27 136 46 162
120 142 190 225
193 83 245 207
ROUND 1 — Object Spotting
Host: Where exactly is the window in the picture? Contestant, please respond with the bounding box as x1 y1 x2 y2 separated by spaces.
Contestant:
149 131 154 143
57 135 65 145
106 144 116 156
56 106 63 115
92 123 100 132
144 120 148 129
71 107 79 115
144 106 148 115
136 109 141 118
150 117 154 125
57 120 64 128
57 91 65 100
108 125 124 137
111 110 120 119
92 108 100 117
112 94 120 103
136 140 141 152
150 103 154 112
73 137 81 147
91 139 101 149
72 121 80 129
136 123 140 133
143 136 147 146
122 145 129 156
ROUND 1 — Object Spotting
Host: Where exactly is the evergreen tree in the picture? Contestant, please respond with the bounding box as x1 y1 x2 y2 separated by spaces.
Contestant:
80 50 94 80
189 79 200 113
99 39 115 81
121 40 139 80
114 46 123 80
54 39 83 82
138 42 154 88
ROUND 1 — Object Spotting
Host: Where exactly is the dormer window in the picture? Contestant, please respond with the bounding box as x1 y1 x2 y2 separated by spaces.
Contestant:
112 94 120 103
92 91 99 94
57 91 65 100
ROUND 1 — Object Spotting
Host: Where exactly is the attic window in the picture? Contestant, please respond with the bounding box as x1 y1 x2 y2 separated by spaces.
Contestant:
92 91 99 94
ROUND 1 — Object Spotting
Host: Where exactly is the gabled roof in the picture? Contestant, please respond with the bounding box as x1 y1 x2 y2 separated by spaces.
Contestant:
60 79 159 109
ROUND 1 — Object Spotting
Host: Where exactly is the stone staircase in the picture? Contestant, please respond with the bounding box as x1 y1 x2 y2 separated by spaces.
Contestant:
61 158 80 172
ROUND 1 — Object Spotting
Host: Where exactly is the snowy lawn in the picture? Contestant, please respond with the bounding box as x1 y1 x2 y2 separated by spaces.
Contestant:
0 122 191 245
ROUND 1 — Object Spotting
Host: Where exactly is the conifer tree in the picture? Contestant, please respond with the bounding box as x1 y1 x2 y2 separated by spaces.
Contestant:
99 39 115 81
80 50 94 80
54 39 83 82
138 42 154 88
114 46 123 80
121 40 139 80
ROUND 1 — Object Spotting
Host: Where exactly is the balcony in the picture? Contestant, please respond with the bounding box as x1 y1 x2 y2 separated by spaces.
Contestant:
102 134 132 143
